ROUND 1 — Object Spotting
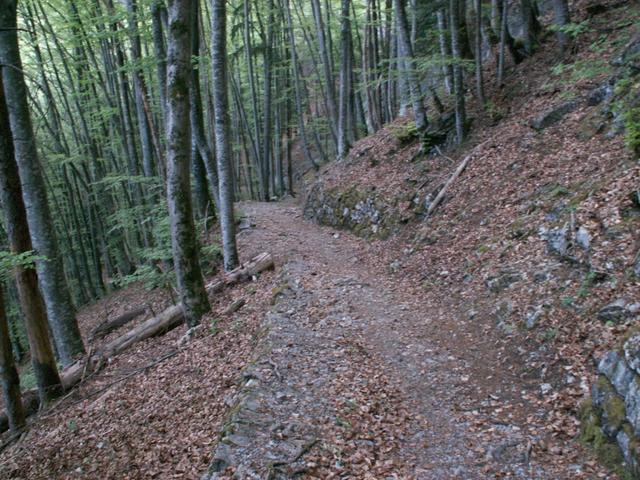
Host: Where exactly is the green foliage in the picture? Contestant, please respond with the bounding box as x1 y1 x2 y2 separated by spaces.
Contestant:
0 250 44 281
389 122 419 144
623 107 640 156
551 59 610 83
485 100 504 123
549 20 591 39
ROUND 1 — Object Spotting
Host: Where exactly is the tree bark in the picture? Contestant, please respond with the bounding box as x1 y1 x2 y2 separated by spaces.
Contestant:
552 0 571 55
211 0 239 270
0 0 85 367
166 0 211 327
337 0 352 159
450 0 467 144
437 9 454 95
0 283 25 434
394 0 427 132
475 0 486 106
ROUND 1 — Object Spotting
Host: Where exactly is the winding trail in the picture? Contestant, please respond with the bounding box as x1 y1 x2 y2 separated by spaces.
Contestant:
207 200 595 479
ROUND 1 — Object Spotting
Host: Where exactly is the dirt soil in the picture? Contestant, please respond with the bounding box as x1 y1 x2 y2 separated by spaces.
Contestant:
204 200 611 479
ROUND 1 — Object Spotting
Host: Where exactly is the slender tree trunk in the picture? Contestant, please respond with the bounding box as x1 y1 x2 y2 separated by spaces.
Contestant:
190 0 220 210
261 0 275 201
497 0 508 85
284 0 318 170
0 0 85 367
437 9 454 95
394 0 427 132
0 71 63 405
311 0 339 145
475 0 485 106
211 0 239 270
151 0 168 123
0 284 25 433
165 0 211 327
450 0 466 144
552 0 571 55
337 0 352 159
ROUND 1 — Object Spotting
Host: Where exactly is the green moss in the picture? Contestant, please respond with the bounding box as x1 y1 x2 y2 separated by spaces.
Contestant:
389 122 419 144
270 283 290 305
604 394 627 431
579 399 629 477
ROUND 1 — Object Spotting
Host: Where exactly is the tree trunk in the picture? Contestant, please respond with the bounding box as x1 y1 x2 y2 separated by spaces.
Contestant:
211 0 239 271
337 0 352 159
0 0 85 367
166 0 211 327
450 0 467 144
311 0 339 145
520 0 540 56
0 283 25 433
552 0 571 55
437 9 454 95
190 0 220 211
0 71 63 405
394 0 427 132
475 0 486 106
262 0 275 200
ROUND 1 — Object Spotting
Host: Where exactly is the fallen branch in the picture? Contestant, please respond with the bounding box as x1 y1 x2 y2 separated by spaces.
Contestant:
425 154 473 218
90 306 148 340
222 298 246 316
0 253 275 434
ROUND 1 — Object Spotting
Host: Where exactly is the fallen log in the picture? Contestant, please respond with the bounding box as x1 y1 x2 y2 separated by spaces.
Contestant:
0 253 275 434
90 306 148 340
425 154 472 218
97 252 273 361
222 298 246 316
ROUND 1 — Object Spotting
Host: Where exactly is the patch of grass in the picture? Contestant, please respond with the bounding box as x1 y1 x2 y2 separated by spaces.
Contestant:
538 327 558 342
209 317 220 336
389 122 419 144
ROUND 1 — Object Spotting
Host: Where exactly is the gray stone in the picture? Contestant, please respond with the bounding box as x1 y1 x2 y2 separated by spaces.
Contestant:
576 227 591 251
598 299 632 324
586 83 614 106
525 306 544 329
635 258 640 278
546 225 570 257
625 335 640 375
530 101 580 131
626 379 640 436
598 351 636 398
592 376 626 438
486 271 523 293
616 427 640 477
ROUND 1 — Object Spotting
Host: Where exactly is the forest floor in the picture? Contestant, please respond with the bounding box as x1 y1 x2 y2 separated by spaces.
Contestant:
0 197 614 479
198 200 612 479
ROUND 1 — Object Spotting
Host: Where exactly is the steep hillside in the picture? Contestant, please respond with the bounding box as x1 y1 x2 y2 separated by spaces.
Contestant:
304 1 640 477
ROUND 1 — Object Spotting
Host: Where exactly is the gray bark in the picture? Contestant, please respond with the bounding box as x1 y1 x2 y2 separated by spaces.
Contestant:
337 0 352 159
450 0 467 144
394 0 427 131
437 9 454 95
0 0 85 367
211 0 239 270
166 0 211 326
311 0 339 145
0 284 24 433
551 0 571 55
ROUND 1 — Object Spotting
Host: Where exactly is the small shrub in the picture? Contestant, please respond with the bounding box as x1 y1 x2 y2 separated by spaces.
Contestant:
389 122 419 144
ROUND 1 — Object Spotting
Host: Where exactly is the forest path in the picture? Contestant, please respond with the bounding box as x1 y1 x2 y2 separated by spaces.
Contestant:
220 200 591 479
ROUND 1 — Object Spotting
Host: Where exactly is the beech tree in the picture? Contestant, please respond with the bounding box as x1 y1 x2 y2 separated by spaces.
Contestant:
0 0 85 367
165 0 211 326
0 71 63 404
211 0 239 271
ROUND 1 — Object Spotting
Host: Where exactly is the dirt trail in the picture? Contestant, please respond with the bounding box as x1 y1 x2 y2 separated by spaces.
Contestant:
211 200 598 479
